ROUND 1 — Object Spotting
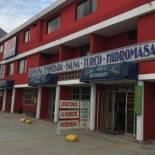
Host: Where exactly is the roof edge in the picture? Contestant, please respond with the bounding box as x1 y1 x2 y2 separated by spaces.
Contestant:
0 0 74 43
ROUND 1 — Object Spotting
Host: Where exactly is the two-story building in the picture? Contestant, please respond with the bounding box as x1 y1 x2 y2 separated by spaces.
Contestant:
0 0 155 141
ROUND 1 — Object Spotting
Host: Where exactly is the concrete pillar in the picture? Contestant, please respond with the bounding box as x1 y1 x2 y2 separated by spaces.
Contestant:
2 89 7 112
54 85 60 123
89 82 96 131
36 87 42 119
136 81 144 141
11 88 16 113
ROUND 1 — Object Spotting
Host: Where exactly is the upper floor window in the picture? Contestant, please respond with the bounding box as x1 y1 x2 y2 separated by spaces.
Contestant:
76 0 97 20
18 59 27 74
0 45 3 52
47 16 60 34
24 30 30 43
7 63 14 76
80 44 90 56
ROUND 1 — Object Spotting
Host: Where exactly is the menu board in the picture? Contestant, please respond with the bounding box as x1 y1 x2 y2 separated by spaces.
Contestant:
58 100 90 131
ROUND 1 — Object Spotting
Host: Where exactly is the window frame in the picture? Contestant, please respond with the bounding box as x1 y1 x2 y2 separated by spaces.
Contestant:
0 44 3 52
47 16 60 34
76 0 97 20
72 87 90 100
18 59 27 74
23 88 38 105
80 44 90 56
7 63 14 76
24 30 30 43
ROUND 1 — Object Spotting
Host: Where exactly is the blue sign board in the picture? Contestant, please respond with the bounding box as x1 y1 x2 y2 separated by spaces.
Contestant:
29 40 155 77
0 80 14 88
28 74 57 86
80 62 137 82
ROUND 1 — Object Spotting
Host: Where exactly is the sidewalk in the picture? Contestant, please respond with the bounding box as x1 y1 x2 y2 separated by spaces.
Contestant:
0 112 154 155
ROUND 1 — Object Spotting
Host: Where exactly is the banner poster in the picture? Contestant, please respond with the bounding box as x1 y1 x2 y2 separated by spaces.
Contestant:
80 101 90 128
60 100 80 109
59 110 79 119
30 40 155 77
134 85 143 115
80 100 90 109
57 100 90 134
59 120 79 130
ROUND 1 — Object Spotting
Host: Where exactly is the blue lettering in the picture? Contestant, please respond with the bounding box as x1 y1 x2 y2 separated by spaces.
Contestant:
150 43 155 55
84 55 102 67
120 50 125 61
66 60 80 70
143 44 150 57
124 49 130 60
137 47 144 58
130 47 138 58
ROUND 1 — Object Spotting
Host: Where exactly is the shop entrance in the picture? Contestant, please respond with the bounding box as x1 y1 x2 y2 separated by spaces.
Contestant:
106 91 135 135
6 89 12 113
48 88 56 122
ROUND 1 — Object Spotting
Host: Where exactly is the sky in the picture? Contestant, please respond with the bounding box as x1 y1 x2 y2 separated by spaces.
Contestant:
0 0 56 33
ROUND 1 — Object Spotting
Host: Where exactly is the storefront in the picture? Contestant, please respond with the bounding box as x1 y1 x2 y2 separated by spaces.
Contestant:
40 87 56 122
80 62 138 136
27 73 57 120
0 80 14 113
93 83 135 135
57 81 91 130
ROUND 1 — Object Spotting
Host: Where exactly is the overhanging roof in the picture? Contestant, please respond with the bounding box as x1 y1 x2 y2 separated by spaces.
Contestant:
0 28 7 38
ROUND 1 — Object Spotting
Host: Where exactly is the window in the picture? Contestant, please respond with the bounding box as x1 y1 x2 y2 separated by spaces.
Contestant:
0 45 3 52
76 0 97 20
80 45 90 56
128 30 137 40
18 59 27 74
23 89 38 105
72 87 90 100
7 63 14 76
47 16 60 34
24 30 30 43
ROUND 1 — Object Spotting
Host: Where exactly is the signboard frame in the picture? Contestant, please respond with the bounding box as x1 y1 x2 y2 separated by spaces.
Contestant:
60 100 80 109
58 120 79 130
29 40 155 77
57 100 91 136
59 110 79 119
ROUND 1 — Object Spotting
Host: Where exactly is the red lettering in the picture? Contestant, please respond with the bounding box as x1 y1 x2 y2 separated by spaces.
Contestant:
60 121 78 128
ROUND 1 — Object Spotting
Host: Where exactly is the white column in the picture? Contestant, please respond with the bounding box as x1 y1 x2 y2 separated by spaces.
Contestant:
2 89 7 112
36 87 42 119
11 88 16 113
54 85 60 123
136 81 144 141
89 82 96 131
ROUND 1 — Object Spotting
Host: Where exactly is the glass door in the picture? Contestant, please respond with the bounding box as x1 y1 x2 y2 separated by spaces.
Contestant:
106 92 115 133
114 92 126 134
105 91 135 135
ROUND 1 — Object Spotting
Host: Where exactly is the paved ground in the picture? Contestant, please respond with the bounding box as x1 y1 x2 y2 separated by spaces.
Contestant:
0 112 155 155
